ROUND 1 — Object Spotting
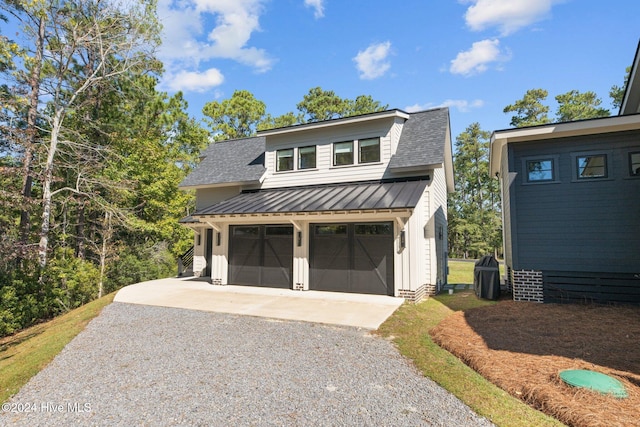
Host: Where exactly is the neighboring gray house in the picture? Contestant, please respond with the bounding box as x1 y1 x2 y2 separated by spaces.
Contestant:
490 44 640 304
179 108 454 301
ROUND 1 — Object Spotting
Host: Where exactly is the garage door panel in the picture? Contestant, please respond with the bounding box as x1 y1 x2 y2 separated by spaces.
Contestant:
353 237 392 295
262 233 293 287
310 222 394 296
229 225 293 289
310 235 350 292
229 228 261 285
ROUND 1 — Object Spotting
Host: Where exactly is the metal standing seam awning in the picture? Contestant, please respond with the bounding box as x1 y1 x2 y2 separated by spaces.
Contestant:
189 179 430 218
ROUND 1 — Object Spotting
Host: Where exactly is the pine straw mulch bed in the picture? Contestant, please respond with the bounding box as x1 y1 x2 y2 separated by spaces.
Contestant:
430 301 640 427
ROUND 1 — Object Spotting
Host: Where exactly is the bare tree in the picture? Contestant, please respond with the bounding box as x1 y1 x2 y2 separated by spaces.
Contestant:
27 0 160 268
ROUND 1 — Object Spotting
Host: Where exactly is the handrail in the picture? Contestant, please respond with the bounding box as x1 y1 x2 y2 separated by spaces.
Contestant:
177 246 194 277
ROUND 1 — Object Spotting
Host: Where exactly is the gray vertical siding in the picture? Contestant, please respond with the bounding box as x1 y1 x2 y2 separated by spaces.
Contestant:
508 130 640 274
500 144 515 268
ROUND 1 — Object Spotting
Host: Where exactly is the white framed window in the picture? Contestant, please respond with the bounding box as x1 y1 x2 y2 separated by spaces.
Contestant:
276 148 294 172
359 137 380 163
333 141 354 166
298 146 316 169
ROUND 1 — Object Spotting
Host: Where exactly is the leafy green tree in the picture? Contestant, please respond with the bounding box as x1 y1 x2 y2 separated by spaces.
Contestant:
3 0 162 268
204 87 389 137
610 66 632 110
503 88 551 127
203 89 266 140
257 111 301 131
555 90 609 122
296 87 349 122
448 123 501 258
0 1 210 335
346 95 388 117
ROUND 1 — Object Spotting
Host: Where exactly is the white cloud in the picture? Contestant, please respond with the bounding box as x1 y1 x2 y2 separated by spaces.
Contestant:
463 0 560 35
450 39 508 76
157 0 273 74
353 41 392 80
304 0 325 19
166 68 225 92
405 99 484 113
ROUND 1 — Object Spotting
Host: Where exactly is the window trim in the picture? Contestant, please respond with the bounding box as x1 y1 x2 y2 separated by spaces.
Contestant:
575 154 608 180
298 145 317 170
333 141 354 167
521 155 559 184
629 151 640 177
276 148 294 172
358 137 381 164
570 150 613 182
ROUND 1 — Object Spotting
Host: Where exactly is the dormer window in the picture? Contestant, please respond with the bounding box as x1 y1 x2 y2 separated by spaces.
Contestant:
359 137 380 163
276 149 294 172
299 146 316 169
334 141 354 166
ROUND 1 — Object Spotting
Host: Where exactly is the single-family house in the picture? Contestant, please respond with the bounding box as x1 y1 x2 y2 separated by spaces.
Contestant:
179 108 454 301
490 43 640 304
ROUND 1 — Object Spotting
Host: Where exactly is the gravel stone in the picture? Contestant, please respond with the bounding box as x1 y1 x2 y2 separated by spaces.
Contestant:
0 302 494 426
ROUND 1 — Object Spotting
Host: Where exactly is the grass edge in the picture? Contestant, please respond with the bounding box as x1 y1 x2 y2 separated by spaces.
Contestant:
0 292 115 403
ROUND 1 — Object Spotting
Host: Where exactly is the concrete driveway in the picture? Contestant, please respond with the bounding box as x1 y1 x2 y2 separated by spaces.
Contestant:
114 277 404 330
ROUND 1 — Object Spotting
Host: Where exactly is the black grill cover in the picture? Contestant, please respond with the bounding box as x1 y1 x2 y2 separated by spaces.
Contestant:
473 255 500 300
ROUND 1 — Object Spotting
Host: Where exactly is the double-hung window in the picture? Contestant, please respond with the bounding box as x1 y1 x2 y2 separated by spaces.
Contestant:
276 149 294 172
359 137 380 163
298 146 316 169
333 141 354 166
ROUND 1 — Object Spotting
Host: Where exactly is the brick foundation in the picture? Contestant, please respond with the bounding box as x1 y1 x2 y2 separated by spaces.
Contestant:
398 284 427 303
505 266 513 292
293 283 304 291
511 269 543 303
211 278 223 286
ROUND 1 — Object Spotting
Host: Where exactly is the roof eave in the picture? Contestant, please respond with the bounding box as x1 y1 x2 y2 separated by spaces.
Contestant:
257 110 410 137
178 179 262 190
620 40 640 115
490 114 640 176
388 163 441 173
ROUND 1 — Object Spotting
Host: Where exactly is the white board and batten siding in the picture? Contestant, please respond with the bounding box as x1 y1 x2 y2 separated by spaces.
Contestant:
430 166 449 288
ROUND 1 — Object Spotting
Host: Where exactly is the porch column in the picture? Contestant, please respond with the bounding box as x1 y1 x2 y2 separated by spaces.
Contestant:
291 221 309 290
209 223 229 285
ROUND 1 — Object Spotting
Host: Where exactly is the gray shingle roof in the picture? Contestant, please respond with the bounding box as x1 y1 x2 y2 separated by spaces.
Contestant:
179 137 266 188
180 108 449 188
388 108 449 170
193 179 429 216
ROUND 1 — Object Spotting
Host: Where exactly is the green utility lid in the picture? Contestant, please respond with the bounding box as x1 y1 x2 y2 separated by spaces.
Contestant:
560 369 628 398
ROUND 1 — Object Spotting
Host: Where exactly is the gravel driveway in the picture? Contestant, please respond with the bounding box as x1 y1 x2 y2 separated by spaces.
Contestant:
1 303 493 426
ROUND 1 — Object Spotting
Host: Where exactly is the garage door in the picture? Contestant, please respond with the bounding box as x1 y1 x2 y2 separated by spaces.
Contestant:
229 225 293 288
310 222 394 295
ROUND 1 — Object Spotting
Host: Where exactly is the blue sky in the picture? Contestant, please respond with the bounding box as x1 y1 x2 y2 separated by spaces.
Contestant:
156 0 640 139
17 1 640 141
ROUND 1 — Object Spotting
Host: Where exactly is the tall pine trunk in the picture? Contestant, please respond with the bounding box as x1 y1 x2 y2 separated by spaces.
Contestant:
19 16 45 247
38 107 64 269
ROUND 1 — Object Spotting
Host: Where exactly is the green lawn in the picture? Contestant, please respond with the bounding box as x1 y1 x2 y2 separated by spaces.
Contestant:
448 259 505 285
377 260 563 427
0 293 115 403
